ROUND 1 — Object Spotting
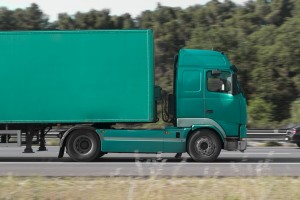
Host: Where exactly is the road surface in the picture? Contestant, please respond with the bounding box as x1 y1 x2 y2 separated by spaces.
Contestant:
0 146 299 177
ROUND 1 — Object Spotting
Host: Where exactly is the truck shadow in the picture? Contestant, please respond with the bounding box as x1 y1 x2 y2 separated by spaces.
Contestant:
0 156 298 163
95 157 300 163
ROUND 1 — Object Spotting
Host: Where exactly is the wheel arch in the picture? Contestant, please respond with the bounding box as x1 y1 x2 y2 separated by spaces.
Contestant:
190 125 225 141
58 126 100 158
187 126 225 151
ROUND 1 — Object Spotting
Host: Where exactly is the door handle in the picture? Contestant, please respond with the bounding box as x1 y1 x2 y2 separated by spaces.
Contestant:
206 110 214 114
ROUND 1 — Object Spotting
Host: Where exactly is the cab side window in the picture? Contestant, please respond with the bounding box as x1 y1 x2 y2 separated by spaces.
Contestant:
207 71 232 94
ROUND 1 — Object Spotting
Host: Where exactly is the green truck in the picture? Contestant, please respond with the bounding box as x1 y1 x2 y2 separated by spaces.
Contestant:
0 30 247 162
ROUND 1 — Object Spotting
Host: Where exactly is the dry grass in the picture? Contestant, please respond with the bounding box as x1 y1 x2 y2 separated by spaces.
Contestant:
46 138 60 146
0 176 298 200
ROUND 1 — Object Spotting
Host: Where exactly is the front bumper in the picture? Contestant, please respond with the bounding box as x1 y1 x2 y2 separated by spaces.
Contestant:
285 133 300 143
238 140 247 151
224 138 247 151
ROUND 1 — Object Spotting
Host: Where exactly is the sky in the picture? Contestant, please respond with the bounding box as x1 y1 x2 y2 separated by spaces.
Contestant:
1 0 248 21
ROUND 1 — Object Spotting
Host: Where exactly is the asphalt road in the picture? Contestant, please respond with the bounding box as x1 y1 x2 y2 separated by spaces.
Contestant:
0 146 300 177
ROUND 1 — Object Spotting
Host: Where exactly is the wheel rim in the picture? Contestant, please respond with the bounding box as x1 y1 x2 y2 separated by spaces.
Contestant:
73 136 93 155
194 136 215 157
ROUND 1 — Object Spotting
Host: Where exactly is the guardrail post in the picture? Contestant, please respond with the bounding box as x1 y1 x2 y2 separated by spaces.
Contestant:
0 130 21 147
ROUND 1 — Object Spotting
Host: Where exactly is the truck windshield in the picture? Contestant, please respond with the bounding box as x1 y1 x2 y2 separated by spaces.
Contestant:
207 71 232 94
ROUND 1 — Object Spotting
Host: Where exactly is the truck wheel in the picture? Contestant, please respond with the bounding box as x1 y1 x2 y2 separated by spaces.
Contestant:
187 129 221 162
297 143 300 148
66 130 100 162
98 152 106 158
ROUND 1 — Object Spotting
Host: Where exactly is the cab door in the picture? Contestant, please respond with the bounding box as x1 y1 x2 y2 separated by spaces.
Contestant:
204 70 241 137
176 67 204 119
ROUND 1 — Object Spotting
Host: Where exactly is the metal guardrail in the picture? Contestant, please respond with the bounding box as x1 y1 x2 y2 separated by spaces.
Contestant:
247 129 287 141
0 130 21 146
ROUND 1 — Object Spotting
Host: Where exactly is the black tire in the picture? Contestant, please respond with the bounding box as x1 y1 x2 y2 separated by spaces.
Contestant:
66 130 101 162
296 143 300 148
98 152 106 158
187 129 222 162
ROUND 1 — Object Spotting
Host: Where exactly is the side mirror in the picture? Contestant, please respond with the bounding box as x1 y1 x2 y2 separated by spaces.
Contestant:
230 65 238 73
232 74 240 95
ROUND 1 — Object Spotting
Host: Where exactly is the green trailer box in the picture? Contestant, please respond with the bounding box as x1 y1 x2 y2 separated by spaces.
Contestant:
0 30 154 123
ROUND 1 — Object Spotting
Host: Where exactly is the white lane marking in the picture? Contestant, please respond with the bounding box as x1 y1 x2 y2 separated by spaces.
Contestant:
221 153 290 155
0 162 299 165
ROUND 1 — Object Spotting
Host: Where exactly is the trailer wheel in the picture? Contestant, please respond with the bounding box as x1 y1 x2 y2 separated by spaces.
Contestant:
187 129 221 162
66 130 100 162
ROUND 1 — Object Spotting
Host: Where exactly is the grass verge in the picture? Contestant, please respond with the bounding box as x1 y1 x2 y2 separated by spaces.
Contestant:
0 176 298 200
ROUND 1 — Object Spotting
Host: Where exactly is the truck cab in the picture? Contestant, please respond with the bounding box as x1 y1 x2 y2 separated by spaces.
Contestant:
171 49 247 161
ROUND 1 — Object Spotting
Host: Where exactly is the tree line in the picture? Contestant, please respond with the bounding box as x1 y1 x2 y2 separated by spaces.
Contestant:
0 0 300 128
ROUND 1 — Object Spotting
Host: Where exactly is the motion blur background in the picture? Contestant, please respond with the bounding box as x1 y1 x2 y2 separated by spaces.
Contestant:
0 0 299 129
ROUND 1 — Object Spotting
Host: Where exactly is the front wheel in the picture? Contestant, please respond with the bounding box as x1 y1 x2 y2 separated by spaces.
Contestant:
296 143 300 148
187 129 222 162
66 130 101 162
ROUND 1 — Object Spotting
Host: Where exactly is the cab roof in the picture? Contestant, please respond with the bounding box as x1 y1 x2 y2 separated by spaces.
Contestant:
178 49 231 69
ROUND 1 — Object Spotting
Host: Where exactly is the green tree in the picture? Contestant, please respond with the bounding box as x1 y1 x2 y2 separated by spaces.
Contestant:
74 10 114 29
0 7 14 30
11 3 48 30
265 0 294 25
112 14 135 29
248 97 274 128
57 13 75 29
138 5 186 90
292 0 300 16
203 0 236 25
255 0 271 25
289 98 300 124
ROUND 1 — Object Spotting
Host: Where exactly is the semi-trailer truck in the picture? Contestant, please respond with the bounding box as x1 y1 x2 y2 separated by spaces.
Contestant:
0 30 247 162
